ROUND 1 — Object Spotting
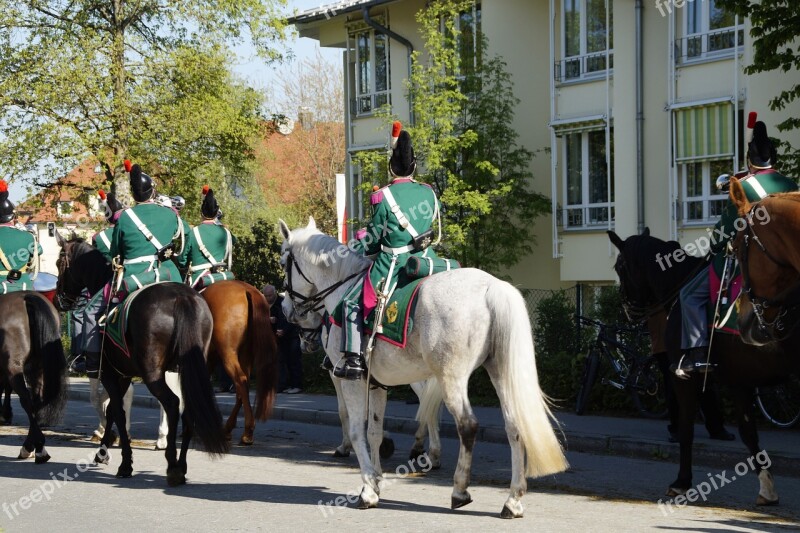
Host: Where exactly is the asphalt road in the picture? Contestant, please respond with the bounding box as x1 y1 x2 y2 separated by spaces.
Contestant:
1 398 799 532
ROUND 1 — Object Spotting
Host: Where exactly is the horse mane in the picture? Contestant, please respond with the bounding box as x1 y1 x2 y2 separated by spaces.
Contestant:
623 233 703 301
291 228 372 280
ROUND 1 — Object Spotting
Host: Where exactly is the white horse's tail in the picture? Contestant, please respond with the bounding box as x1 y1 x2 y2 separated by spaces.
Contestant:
415 378 442 429
486 281 569 478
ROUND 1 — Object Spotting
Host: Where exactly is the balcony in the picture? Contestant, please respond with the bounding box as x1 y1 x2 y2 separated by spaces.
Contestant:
559 203 615 229
554 51 614 83
350 91 390 117
674 26 744 65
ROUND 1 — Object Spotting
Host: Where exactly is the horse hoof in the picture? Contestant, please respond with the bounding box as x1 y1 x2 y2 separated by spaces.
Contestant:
500 504 523 519
94 453 110 465
239 436 254 446
379 437 395 460
115 466 133 478
35 453 51 464
756 495 779 506
357 496 378 509
408 448 424 461
333 449 350 458
18 445 34 459
451 493 473 510
666 486 687 498
167 469 186 487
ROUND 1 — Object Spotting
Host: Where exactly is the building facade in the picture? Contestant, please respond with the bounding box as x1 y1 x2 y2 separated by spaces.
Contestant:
290 0 800 290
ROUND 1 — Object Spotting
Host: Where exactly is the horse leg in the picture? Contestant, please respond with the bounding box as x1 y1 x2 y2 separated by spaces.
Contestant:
667 375 698 496
441 379 478 511
408 381 427 461
146 377 184 485
367 387 387 482
223 355 254 445
340 379 381 508
10 373 49 463
177 410 194 481
1 377 12 425
731 387 779 506
412 380 442 470
331 374 352 457
105 376 134 478
157 371 182 450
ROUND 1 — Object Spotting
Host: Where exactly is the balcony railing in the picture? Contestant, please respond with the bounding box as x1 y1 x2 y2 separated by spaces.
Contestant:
554 50 614 83
674 26 744 64
559 203 615 229
350 91 390 116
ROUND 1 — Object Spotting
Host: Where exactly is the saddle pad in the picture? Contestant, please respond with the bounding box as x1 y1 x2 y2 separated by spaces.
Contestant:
103 285 150 358
331 277 426 348
709 267 742 335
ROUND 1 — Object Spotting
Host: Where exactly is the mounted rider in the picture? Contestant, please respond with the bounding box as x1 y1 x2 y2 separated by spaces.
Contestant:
335 121 442 380
0 179 42 293
177 185 235 289
110 162 184 293
677 116 797 376
92 190 125 262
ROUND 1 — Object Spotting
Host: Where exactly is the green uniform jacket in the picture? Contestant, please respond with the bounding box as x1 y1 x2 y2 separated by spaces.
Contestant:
93 227 114 262
711 169 797 273
353 177 439 315
0 224 43 292
110 202 183 284
177 221 235 286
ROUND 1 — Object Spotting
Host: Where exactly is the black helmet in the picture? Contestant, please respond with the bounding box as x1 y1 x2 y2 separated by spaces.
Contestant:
389 122 416 178
747 121 778 169
201 185 220 219
0 180 14 223
130 164 155 202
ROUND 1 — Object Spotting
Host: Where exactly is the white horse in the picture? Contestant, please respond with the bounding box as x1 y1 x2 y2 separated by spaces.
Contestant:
279 218 568 518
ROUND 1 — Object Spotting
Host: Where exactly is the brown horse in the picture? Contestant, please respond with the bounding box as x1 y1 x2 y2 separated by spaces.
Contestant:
202 280 278 444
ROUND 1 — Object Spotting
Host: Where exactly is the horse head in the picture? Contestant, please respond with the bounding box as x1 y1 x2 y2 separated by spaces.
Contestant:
608 228 659 321
54 230 111 311
729 178 800 345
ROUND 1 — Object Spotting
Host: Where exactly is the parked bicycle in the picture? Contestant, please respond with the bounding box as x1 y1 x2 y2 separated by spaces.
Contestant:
575 316 667 419
755 375 800 429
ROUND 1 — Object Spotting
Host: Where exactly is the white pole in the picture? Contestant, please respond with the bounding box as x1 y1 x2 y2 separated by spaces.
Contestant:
336 173 347 243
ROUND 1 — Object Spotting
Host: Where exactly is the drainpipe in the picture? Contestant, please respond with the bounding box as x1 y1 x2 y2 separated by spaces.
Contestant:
362 7 415 125
635 0 645 234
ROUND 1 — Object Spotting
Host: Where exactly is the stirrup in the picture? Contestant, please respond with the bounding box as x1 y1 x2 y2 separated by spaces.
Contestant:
332 355 366 380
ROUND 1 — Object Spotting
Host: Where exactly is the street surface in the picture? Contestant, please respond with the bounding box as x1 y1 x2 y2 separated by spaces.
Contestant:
1 397 799 532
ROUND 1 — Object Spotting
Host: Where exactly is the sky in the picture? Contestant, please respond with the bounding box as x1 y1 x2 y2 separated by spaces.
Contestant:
9 0 339 203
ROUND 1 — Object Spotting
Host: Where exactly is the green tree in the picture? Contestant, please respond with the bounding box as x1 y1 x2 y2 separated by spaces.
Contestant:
354 0 550 274
232 217 283 289
0 0 286 205
716 0 800 177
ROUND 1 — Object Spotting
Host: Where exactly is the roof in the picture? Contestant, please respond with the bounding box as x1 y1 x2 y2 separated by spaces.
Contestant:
16 158 105 224
288 0 395 24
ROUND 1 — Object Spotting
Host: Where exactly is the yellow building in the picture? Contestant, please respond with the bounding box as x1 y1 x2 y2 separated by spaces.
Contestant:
290 0 800 290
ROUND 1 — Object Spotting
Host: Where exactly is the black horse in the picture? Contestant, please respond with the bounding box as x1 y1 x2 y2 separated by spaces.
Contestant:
0 291 67 462
608 228 800 506
54 232 228 485
1 373 13 424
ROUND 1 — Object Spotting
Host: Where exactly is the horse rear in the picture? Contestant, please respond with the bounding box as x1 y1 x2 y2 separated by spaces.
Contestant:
0 291 67 463
202 280 279 444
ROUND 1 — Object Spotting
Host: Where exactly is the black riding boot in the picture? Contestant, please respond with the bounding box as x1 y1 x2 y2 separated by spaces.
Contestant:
675 346 714 377
333 352 366 380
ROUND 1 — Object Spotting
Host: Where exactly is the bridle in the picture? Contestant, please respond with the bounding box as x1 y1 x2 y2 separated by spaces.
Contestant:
737 209 800 338
55 244 83 311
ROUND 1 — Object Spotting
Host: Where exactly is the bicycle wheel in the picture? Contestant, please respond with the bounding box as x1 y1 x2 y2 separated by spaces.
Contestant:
575 349 600 415
756 375 800 429
629 355 668 419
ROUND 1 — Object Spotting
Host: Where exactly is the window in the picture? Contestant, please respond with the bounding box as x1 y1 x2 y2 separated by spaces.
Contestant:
454 3 482 78
348 28 390 116
676 0 743 63
680 160 730 223
563 129 614 228
558 0 613 81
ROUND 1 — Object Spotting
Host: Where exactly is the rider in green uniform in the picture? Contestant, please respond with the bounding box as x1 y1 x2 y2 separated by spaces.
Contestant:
335 122 441 380
177 185 235 289
92 190 125 262
0 180 42 293
677 120 798 375
110 163 184 291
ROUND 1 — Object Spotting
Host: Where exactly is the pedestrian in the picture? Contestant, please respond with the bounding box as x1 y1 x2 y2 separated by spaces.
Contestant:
262 284 303 394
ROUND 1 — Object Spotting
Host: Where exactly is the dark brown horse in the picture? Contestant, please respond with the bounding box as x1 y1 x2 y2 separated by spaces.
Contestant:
203 280 278 444
608 227 799 506
0 291 67 462
55 232 229 485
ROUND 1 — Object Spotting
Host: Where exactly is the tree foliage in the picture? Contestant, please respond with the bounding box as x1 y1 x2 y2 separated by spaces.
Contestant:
355 0 550 274
232 217 283 289
0 0 286 208
716 0 800 177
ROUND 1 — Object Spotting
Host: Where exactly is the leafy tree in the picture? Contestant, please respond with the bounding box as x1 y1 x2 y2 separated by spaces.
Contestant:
0 0 286 206
716 0 800 177
232 217 283 289
354 0 550 274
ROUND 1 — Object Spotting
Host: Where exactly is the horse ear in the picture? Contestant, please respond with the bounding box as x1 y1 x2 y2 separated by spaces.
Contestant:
307 216 316 230
729 177 751 216
278 219 291 242
70 230 78 241
642 227 650 237
607 230 625 251
54 230 65 247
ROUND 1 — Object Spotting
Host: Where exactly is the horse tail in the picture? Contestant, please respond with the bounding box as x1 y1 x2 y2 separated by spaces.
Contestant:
415 378 442 434
24 294 67 425
173 294 229 456
486 281 569 478
249 289 278 420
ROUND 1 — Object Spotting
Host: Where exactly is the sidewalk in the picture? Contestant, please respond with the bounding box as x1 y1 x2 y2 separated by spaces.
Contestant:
66 377 800 476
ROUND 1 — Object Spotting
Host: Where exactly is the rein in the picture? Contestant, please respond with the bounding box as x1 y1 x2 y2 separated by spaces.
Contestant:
284 250 368 316
738 210 800 335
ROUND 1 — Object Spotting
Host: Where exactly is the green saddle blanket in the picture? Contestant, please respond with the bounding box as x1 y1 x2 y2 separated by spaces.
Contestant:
103 286 150 357
708 266 742 335
333 277 425 347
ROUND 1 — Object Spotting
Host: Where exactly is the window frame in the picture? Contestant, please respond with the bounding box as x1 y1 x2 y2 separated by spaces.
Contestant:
348 26 391 117
679 159 731 225
561 128 614 229
558 0 613 82
677 0 743 64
